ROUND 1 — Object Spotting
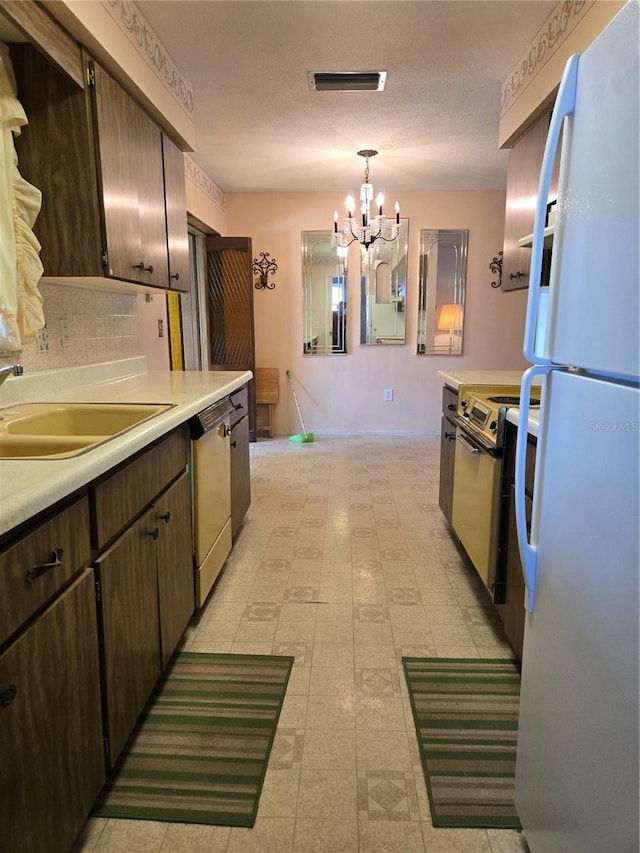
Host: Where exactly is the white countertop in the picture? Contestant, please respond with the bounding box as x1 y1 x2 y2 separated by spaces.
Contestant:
0 362 252 538
506 406 540 438
437 370 529 390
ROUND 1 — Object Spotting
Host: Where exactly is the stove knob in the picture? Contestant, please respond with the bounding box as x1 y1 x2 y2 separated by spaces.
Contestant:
463 412 470 418
490 419 498 432
461 399 469 409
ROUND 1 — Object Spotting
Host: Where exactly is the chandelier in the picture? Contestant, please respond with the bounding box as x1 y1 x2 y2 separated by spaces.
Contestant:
332 149 401 252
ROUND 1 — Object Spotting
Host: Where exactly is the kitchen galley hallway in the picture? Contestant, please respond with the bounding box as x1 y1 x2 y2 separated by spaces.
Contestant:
77 435 526 853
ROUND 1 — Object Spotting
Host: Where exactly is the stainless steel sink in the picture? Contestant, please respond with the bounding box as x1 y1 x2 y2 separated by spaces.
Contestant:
0 403 174 459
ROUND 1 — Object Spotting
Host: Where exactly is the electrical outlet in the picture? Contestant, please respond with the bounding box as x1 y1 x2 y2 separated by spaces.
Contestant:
383 388 393 402
36 325 49 353
59 317 70 347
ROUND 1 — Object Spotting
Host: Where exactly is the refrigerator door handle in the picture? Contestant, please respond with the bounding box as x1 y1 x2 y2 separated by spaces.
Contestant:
523 53 579 365
515 365 552 612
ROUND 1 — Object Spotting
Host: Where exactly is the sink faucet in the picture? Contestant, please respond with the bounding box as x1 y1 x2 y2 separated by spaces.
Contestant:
0 364 24 387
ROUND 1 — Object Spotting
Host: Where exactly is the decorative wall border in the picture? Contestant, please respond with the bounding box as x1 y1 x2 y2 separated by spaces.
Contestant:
102 0 194 117
501 0 593 116
184 155 225 209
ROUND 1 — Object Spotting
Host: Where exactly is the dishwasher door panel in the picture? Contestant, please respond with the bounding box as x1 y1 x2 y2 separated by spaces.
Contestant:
192 416 231 606
451 432 501 589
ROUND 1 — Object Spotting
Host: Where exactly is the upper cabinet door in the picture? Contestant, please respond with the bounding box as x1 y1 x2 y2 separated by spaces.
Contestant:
162 133 190 291
91 62 168 288
502 113 549 292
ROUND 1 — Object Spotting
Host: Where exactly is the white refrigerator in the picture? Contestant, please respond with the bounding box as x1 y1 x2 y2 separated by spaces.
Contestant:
513 2 639 852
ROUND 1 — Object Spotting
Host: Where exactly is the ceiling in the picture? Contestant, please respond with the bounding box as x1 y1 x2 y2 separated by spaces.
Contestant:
137 0 556 195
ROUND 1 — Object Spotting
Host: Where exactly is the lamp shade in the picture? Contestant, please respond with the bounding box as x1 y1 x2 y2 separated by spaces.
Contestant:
436 303 463 331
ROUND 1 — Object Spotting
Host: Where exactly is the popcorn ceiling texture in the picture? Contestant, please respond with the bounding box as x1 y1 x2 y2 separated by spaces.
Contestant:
19 284 143 372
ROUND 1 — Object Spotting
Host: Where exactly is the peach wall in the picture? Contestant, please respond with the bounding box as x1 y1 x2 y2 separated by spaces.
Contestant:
223 190 528 436
185 178 227 235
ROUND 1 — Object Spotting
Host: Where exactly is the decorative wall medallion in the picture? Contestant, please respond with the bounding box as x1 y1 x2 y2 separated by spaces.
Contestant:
501 0 592 116
184 155 226 208
102 0 194 117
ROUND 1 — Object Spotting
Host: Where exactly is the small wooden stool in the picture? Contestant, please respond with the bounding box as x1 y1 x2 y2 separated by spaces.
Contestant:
255 368 279 438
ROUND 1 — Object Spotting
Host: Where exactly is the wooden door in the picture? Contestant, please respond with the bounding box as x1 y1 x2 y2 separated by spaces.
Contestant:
94 507 161 768
502 113 549 291
0 570 104 853
155 473 194 668
206 236 257 439
92 61 167 287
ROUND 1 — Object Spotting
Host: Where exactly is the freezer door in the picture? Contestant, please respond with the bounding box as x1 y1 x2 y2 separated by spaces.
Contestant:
515 370 639 852
545 2 639 379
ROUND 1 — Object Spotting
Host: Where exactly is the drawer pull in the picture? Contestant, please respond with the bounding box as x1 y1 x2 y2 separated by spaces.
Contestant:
159 511 171 523
0 684 17 708
447 404 456 412
25 548 63 584
147 528 160 540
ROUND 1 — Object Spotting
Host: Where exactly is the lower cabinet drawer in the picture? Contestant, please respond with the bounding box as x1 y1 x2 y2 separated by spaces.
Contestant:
0 496 91 647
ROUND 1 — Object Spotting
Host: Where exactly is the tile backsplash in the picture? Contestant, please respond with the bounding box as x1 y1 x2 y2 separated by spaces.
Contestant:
18 284 144 372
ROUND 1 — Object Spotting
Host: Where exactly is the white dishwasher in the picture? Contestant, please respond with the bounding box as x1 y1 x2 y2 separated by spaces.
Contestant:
191 398 233 607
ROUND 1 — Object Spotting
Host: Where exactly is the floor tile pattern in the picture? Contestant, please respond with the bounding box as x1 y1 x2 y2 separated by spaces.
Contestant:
75 435 527 853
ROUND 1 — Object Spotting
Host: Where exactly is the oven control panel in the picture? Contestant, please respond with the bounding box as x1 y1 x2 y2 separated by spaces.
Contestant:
457 384 524 448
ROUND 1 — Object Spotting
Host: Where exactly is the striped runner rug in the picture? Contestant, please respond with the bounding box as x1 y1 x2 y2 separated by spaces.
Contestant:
402 657 522 829
93 652 294 828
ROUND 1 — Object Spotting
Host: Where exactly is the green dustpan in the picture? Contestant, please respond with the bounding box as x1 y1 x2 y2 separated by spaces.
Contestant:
289 432 314 443
286 370 314 443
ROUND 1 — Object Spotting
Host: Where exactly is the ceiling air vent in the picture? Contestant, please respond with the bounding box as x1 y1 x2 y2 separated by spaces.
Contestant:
308 71 387 92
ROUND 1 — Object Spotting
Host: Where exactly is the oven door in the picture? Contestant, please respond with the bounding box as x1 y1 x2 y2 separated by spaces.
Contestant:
451 427 502 593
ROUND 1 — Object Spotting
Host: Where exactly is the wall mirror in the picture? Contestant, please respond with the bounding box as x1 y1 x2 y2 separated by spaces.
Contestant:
417 229 468 355
302 231 350 355
360 219 408 345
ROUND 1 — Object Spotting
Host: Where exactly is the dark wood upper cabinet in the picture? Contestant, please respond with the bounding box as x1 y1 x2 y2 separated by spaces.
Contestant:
502 112 550 292
10 43 189 292
163 133 190 291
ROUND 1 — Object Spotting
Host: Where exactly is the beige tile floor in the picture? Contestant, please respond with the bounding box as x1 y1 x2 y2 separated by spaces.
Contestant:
76 435 529 853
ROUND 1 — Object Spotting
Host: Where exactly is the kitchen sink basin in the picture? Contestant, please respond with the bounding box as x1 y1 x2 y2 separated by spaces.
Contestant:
0 403 174 459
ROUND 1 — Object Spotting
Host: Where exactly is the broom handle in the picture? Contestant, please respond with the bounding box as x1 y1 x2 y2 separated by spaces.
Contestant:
287 371 308 435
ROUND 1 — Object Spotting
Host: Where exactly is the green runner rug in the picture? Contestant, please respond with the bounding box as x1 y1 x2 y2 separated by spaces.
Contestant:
93 652 294 828
402 657 522 830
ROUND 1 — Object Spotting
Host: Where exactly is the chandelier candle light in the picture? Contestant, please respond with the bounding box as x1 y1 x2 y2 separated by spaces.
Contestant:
332 150 402 251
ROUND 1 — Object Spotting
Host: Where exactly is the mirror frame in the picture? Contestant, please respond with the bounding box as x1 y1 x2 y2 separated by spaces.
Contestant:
360 219 409 346
301 230 350 355
417 228 468 356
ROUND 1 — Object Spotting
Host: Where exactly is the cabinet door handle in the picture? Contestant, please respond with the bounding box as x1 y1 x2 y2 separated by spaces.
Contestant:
159 511 171 523
230 440 237 448
147 528 160 540
25 548 63 584
0 684 17 708
134 262 154 274
447 404 456 412
444 431 456 441
170 272 180 281
510 271 525 280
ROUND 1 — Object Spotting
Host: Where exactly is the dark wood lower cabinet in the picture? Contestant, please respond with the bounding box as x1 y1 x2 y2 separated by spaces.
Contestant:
94 506 162 768
156 473 195 668
230 412 251 539
0 570 104 853
439 386 458 525
496 422 537 661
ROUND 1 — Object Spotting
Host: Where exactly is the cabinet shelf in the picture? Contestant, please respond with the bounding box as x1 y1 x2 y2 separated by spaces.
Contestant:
517 225 555 248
